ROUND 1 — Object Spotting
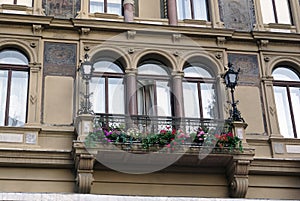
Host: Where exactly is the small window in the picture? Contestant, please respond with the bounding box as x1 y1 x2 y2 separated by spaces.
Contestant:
90 0 122 15
176 0 209 21
260 0 292 24
90 60 124 115
183 66 217 119
0 0 32 7
0 49 29 126
273 67 300 138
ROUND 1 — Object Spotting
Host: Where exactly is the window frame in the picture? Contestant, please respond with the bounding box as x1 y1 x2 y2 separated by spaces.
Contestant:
89 0 124 15
176 0 210 21
91 61 125 115
0 61 29 126
183 66 217 120
273 68 300 138
260 0 293 24
137 62 172 117
1 0 33 7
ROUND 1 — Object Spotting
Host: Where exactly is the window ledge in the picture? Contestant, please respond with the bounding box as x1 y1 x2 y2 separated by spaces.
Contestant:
0 4 33 14
263 23 296 33
91 12 121 19
178 19 211 28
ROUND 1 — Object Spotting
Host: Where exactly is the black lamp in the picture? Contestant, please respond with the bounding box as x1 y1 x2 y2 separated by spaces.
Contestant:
78 54 94 115
223 63 244 122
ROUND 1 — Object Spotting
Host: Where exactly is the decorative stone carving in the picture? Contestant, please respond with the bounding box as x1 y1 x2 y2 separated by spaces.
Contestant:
73 142 95 194
80 28 91 35
226 155 254 198
219 0 255 31
172 33 181 43
44 42 77 77
228 53 259 86
257 39 269 50
127 30 136 40
32 24 43 35
216 37 226 47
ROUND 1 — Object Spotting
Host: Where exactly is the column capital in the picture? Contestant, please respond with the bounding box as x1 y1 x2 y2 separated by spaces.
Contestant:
125 68 138 75
123 0 134 5
171 71 184 78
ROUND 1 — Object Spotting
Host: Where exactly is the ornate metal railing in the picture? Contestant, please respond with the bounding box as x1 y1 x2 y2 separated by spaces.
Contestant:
93 114 225 136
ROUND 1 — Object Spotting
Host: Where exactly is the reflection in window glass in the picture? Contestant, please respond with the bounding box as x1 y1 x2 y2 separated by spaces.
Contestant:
8 71 28 126
176 0 209 21
108 78 124 114
260 0 291 24
274 86 294 138
273 67 300 138
290 87 300 137
183 66 217 119
90 77 105 114
94 61 123 73
183 82 200 118
90 0 122 15
137 63 171 117
0 0 32 7
0 70 8 126
0 50 28 65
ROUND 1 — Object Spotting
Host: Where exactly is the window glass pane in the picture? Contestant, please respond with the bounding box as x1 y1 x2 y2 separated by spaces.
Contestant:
17 0 32 7
107 0 122 15
8 71 28 126
184 66 212 78
273 68 300 81
275 0 291 24
156 81 171 116
290 87 300 138
138 64 169 76
94 61 123 73
183 82 200 118
193 0 208 20
176 0 192 20
260 0 275 24
274 86 294 138
201 83 215 119
0 70 8 126
0 50 28 65
108 78 124 114
0 0 14 4
91 77 105 113
90 0 104 13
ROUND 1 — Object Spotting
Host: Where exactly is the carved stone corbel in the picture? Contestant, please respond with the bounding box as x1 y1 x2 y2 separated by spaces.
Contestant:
73 141 95 194
216 37 226 47
226 150 254 198
80 28 91 35
172 33 181 43
127 30 136 40
32 24 43 35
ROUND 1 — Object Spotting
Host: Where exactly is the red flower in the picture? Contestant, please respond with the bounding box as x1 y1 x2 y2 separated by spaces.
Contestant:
172 129 176 135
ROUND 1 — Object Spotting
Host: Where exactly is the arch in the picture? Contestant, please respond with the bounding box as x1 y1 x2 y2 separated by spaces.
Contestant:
88 46 130 71
133 49 177 71
266 56 300 77
179 51 223 76
0 39 36 63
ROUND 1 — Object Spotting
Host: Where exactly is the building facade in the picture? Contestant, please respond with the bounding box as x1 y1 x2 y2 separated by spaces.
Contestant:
0 0 299 199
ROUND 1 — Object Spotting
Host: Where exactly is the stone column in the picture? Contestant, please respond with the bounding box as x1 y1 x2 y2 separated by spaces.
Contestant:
290 0 300 33
27 63 41 126
167 0 178 25
172 71 184 128
125 69 138 115
123 0 135 22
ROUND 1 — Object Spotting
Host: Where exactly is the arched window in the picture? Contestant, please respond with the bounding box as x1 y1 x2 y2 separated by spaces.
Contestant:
273 67 300 138
90 60 124 115
183 65 217 119
137 61 171 117
0 49 29 126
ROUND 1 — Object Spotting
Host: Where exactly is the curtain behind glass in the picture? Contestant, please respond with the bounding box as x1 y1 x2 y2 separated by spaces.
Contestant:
193 0 208 20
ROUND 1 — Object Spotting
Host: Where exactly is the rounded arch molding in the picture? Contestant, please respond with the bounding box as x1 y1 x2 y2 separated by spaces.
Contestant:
133 49 177 71
266 56 300 76
0 39 36 63
88 46 130 70
179 51 223 76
